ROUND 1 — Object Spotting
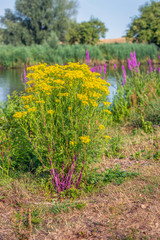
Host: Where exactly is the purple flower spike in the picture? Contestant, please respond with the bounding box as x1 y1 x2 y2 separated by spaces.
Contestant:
128 51 139 72
158 67 160 73
86 49 90 64
99 64 102 74
95 65 97 72
104 63 107 75
90 67 94 72
114 64 117 69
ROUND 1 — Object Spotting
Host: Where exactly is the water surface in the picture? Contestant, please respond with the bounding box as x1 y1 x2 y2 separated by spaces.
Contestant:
0 69 24 103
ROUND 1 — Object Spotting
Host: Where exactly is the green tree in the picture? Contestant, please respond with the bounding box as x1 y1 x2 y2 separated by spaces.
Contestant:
67 18 108 44
126 1 160 46
52 0 78 42
0 0 78 45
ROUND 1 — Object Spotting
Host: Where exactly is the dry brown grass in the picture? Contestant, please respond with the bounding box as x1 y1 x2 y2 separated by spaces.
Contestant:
98 38 128 44
0 127 160 240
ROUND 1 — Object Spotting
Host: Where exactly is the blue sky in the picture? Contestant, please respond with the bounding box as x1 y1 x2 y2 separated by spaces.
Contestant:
0 0 153 39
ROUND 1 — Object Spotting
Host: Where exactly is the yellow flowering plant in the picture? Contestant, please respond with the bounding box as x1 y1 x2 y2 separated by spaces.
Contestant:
13 62 111 192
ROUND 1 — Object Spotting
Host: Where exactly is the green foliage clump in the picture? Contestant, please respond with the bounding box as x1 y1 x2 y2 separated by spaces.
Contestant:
85 165 138 191
67 18 108 45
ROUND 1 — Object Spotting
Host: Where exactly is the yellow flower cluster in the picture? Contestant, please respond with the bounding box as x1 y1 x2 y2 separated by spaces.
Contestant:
105 135 111 140
104 109 112 114
28 107 36 113
15 62 111 126
99 124 105 130
24 62 110 109
47 110 54 115
79 136 91 144
13 111 27 118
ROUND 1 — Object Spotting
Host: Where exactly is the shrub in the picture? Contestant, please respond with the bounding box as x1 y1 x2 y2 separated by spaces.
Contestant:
11 62 111 192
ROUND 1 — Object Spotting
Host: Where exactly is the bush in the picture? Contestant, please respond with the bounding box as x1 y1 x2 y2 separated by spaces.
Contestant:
9 62 111 192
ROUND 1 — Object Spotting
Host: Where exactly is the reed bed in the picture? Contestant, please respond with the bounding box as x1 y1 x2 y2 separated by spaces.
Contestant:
0 44 104 68
0 42 159 68
99 42 159 61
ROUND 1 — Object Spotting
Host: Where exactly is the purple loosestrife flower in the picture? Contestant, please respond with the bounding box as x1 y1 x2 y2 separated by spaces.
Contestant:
94 65 97 72
90 67 94 72
128 51 139 72
24 69 27 84
148 59 153 73
86 49 90 64
127 58 132 71
114 64 117 69
104 63 107 75
158 67 160 73
133 51 137 66
99 64 102 74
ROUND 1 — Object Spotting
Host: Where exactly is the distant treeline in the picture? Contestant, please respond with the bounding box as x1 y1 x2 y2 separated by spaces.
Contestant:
0 43 159 68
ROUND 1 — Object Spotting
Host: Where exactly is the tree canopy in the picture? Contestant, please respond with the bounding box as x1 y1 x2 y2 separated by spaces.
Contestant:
0 0 78 45
126 1 160 46
67 18 108 44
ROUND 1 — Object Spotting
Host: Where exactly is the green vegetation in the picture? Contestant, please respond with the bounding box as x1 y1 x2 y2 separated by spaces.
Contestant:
0 44 104 68
99 42 158 61
126 1 160 46
112 67 160 125
0 47 160 239
67 17 108 44
0 42 159 68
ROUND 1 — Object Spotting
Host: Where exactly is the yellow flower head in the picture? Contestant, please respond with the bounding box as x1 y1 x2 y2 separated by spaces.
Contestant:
105 135 111 140
13 111 27 118
79 135 90 144
99 124 105 130
104 109 112 114
47 110 54 115
70 140 77 146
